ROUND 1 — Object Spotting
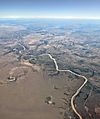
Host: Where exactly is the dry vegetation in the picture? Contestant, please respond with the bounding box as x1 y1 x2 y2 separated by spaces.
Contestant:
0 19 100 119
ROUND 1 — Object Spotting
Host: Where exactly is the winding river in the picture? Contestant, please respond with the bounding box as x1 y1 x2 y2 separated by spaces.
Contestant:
8 42 88 119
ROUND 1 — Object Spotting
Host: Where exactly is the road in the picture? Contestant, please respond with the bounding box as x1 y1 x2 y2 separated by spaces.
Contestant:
18 42 26 51
42 54 88 119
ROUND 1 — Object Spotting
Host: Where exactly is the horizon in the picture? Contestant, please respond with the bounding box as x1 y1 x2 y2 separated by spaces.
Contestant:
0 0 100 19
1 16 100 20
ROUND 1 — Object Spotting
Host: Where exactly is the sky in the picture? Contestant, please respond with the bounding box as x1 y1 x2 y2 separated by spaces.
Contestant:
0 0 100 19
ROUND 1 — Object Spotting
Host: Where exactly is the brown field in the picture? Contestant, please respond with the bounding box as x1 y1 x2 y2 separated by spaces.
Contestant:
0 48 84 119
0 20 100 119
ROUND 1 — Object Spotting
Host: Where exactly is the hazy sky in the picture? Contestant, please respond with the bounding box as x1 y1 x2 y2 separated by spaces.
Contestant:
0 0 100 18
